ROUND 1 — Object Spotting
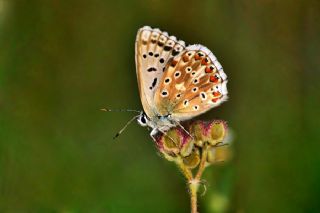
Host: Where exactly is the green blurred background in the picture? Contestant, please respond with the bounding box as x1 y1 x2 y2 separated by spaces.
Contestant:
1 0 319 212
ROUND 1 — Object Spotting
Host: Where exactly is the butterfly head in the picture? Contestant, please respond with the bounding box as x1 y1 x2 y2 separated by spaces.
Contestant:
137 111 149 127
137 111 177 134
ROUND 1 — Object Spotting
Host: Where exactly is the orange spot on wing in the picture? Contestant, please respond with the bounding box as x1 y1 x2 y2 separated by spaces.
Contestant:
201 58 209 65
171 60 178 67
194 54 201 60
212 98 219 103
205 66 213 73
213 91 221 97
183 55 189 62
209 75 219 83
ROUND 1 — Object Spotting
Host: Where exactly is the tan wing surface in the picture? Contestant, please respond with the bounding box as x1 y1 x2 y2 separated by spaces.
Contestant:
154 44 228 121
135 26 185 118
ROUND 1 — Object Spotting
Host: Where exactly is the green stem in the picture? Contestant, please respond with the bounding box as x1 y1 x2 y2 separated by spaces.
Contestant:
189 180 199 213
195 144 208 180
176 158 193 181
176 144 209 213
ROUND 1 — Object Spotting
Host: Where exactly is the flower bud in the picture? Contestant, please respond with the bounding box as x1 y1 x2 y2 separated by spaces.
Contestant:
183 148 200 169
190 120 227 146
156 127 195 158
207 145 231 164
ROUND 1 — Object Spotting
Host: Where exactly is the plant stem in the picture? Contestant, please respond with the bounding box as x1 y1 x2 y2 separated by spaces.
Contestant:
189 180 199 213
195 144 208 180
176 158 193 181
177 144 209 213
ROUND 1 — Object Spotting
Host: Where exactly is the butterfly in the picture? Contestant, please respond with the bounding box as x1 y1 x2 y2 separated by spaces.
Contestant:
134 26 228 140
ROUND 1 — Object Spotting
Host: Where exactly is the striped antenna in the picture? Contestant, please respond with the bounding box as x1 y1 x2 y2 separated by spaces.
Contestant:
100 108 141 113
100 107 142 139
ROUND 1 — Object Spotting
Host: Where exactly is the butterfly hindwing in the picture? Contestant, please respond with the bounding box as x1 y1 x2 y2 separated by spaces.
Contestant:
154 44 228 121
135 26 186 118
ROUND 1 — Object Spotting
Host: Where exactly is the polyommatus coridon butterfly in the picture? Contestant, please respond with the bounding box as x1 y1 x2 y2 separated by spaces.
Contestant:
104 26 228 140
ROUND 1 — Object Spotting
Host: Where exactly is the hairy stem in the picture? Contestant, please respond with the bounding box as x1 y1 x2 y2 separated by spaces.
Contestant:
177 144 209 213
176 158 193 181
189 180 199 213
195 144 208 180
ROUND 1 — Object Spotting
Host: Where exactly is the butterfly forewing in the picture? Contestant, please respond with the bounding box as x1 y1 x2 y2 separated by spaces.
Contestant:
135 26 186 118
154 44 228 121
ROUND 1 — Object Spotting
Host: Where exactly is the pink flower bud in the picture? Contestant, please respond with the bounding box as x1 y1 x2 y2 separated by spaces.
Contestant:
190 120 228 146
155 127 195 158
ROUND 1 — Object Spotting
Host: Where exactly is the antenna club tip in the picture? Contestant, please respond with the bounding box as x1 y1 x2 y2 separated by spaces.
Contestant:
113 133 120 139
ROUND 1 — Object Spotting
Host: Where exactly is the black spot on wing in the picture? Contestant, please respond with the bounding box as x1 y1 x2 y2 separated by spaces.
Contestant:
172 49 180 56
164 46 172 51
147 67 157 72
158 41 164 47
152 78 157 87
149 78 157 90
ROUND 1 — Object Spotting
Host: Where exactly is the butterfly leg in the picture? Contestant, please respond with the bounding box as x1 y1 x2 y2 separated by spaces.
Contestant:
158 129 178 145
150 128 159 142
175 121 194 139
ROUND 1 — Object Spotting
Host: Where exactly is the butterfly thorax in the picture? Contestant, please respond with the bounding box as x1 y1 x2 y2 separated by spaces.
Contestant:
137 112 176 133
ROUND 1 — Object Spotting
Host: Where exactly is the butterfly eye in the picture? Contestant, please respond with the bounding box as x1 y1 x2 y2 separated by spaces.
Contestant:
140 115 146 124
174 71 181 78
161 89 169 97
137 114 148 126
164 77 171 84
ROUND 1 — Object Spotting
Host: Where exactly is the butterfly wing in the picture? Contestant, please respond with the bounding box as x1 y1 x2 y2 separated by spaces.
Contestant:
154 44 228 121
135 26 186 118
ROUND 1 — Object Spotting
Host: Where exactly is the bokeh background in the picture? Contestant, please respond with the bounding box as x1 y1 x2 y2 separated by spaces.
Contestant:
1 0 319 212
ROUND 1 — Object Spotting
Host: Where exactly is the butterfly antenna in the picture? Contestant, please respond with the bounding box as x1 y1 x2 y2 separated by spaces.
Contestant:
113 114 140 140
100 108 141 113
